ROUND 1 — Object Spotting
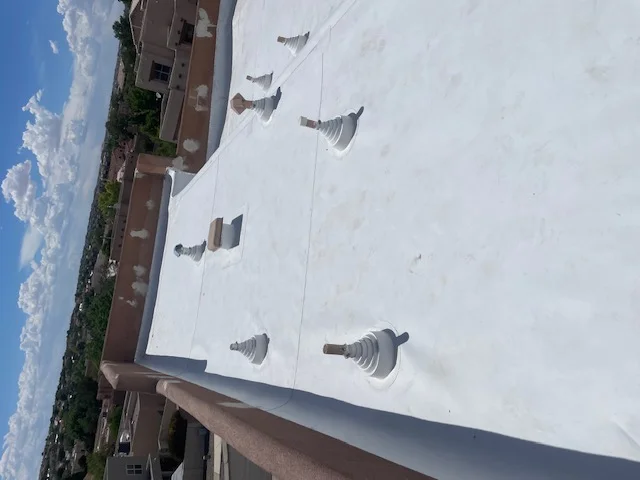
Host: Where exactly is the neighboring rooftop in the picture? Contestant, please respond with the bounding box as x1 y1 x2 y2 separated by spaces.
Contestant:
108 138 134 181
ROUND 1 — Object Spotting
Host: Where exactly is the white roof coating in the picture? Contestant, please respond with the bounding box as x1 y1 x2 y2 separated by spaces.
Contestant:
147 0 640 472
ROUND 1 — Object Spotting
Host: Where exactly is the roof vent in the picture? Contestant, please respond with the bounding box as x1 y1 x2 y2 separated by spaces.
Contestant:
276 32 309 56
246 73 273 92
173 241 207 262
300 113 357 152
323 330 397 379
230 92 280 123
230 334 269 365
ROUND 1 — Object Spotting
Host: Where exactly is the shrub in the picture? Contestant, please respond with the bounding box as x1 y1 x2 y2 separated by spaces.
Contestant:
98 180 121 219
86 452 107 479
167 411 188 460
153 138 177 157
108 406 123 442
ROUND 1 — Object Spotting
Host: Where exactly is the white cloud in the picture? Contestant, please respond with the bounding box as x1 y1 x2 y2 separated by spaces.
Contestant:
0 0 122 478
49 40 59 55
1 160 41 224
21 91 77 185
65 119 87 145
19 226 44 268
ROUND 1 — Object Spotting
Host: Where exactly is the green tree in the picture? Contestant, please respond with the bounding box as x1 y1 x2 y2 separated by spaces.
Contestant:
108 406 123 439
127 87 158 115
98 180 121 219
139 110 160 138
84 278 116 367
105 110 134 144
154 139 178 157
168 411 188 461
112 15 133 49
60 376 101 449
113 13 136 69
86 452 107 480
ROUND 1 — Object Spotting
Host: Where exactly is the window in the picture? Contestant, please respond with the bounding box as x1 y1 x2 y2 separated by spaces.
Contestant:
126 464 143 475
151 62 171 82
180 22 195 44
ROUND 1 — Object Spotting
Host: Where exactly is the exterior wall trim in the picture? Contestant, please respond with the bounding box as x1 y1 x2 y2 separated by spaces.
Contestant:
156 379 431 480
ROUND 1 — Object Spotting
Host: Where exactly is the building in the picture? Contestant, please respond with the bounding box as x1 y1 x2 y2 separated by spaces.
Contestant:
105 447 203 480
123 392 165 457
116 59 127 92
90 252 108 292
105 455 169 480
108 393 205 479
98 0 420 477
99 0 220 397
108 138 135 181
69 441 87 475
108 153 138 263
129 0 198 142
98 0 640 479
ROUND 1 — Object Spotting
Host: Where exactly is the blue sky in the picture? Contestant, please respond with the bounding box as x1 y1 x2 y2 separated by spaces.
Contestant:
0 0 121 478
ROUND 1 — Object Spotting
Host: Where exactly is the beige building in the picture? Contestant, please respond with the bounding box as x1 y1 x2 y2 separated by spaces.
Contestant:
127 393 166 457
108 392 204 480
105 455 171 480
129 0 198 142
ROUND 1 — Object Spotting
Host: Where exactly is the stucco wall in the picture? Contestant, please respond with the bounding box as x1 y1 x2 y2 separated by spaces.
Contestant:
101 172 165 364
99 361 429 480
136 154 175 176
175 0 221 171
132 393 165 457
167 0 198 50
157 380 430 480
106 455 148 480
140 0 174 50
168 48 190 92
136 0 176 92
136 0 196 95
160 90 185 142
136 43 174 94
110 154 138 262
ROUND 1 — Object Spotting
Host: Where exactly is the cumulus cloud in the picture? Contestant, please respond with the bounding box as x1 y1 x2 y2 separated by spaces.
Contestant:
58 0 106 76
1 161 41 224
19 226 44 268
65 119 87 145
49 40 59 55
0 0 122 478
21 91 79 185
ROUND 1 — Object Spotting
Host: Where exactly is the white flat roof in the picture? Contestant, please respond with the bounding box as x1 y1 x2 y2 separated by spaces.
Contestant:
147 0 640 467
